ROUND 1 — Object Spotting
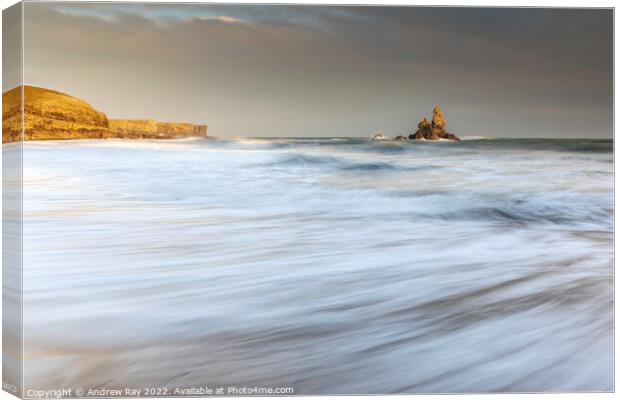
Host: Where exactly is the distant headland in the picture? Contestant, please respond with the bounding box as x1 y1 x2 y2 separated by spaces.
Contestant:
2 86 208 142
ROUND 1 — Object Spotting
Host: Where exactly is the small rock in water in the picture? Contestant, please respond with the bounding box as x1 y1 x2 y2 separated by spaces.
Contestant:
371 132 387 140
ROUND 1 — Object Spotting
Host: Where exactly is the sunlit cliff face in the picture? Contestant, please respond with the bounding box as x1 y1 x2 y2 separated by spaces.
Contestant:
21 4 612 138
1 86 208 142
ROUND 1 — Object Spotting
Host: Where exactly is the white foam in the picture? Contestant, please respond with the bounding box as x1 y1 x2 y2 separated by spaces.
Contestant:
460 135 489 140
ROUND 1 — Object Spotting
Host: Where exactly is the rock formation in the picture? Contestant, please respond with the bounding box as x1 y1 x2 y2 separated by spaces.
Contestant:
439 132 459 141
409 107 459 141
371 132 387 140
431 106 447 136
2 86 208 142
409 117 432 140
394 135 407 140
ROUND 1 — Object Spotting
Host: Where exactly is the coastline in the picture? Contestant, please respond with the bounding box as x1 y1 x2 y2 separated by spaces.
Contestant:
2 86 208 143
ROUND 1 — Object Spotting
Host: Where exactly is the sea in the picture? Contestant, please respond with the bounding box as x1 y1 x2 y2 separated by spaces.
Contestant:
14 137 614 393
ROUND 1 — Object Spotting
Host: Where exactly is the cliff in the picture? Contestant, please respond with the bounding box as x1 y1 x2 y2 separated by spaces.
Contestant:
2 86 23 142
108 119 208 139
3 86 110 141
2 86 208 142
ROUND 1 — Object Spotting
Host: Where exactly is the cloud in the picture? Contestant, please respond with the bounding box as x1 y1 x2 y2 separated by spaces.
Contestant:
195 16 243 24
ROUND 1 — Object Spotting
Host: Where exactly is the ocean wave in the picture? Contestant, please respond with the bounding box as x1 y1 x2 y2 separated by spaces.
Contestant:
358 143 415 154
435 197 612 227
268 153 339 166
341 162 400 171
460 135 489 141
27 139 209 152
262 153 409 172
22 138 613 393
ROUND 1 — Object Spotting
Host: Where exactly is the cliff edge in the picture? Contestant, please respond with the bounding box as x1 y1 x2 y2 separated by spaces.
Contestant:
2 86 208 142
108 119 208 139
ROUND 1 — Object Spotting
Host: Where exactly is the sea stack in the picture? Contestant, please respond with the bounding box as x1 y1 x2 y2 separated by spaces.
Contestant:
409 106 460 141
409 117 431 140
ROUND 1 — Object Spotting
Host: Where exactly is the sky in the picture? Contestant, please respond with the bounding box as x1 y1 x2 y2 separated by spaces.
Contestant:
21 3 613 138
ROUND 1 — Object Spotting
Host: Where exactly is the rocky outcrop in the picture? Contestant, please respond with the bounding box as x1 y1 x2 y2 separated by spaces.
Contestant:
431 106 447 137
409 130 425 140
371 132 387 140
2 86 208 142
409 117 433 140
409 107 459 141
394 135 407 140
439 132 459 141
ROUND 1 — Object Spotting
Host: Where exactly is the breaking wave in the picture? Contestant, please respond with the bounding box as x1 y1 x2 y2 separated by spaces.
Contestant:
460 135 489 140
